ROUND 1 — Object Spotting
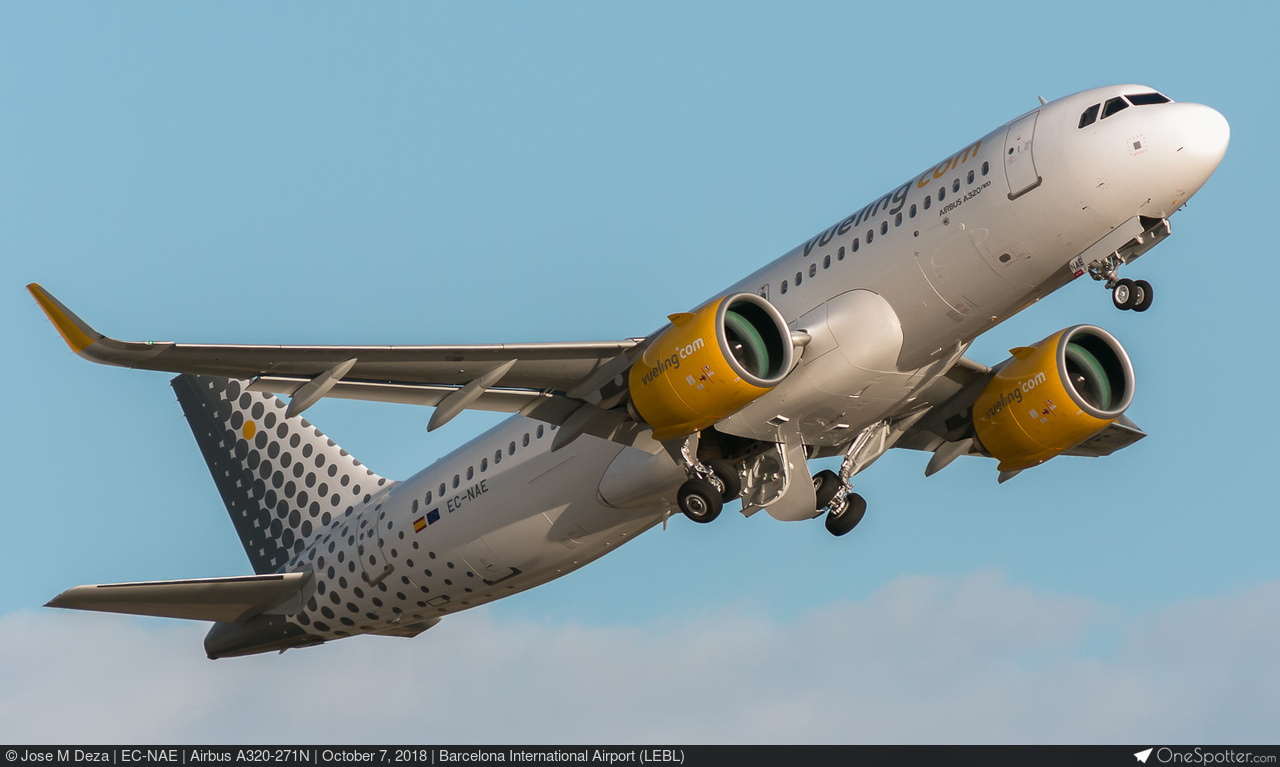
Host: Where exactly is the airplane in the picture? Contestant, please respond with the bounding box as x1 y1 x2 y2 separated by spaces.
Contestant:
29 84 1228 659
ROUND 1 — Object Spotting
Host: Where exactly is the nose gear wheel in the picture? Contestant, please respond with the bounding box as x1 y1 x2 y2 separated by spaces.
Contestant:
1089 255 1154 312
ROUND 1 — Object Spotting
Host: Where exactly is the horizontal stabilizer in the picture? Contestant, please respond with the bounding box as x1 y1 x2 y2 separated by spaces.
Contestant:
46 572 311 623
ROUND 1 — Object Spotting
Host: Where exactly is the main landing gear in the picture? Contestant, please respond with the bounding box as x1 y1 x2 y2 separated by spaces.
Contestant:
677 478 722 523
812 469 866 537
1088 253 1153 312
673 438 741 524
668 433 869 537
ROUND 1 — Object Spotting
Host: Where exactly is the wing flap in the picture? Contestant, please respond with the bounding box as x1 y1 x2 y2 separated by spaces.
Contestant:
247 376 553 413
46 572 311 624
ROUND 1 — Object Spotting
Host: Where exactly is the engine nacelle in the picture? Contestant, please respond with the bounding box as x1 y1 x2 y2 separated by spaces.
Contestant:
628 293 793 441
973 325 1134 472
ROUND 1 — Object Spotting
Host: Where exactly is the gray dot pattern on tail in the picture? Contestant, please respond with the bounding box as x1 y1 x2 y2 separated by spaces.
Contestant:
171 374 389 575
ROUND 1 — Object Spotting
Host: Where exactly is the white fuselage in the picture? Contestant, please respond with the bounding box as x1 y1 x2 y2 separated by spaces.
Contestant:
284 85 1228 640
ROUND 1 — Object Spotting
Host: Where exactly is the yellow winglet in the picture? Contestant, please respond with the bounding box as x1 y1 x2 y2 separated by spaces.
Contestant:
27 283 98 354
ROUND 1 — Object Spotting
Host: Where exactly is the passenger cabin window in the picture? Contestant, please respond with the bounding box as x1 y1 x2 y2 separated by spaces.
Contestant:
1102 97 1129 119
981 161 989 175
1127 92 1171 105
780 280 788 294
837 245 845 260
822 255 830 269
923 196 931 210
1079 103 1100 128
808 263 816 277
967 170 975 184
852 239 859 252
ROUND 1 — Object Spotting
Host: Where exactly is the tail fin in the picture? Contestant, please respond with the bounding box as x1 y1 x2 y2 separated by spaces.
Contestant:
171 375 391 574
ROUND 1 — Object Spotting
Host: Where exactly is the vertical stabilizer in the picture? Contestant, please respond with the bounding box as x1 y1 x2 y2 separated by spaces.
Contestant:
172 375 391 574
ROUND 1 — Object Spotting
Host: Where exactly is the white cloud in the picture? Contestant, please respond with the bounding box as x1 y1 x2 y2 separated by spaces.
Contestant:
1 571 1277 744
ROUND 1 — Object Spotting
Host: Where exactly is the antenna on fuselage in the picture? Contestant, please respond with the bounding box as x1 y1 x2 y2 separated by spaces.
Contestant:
1038 96 1048 106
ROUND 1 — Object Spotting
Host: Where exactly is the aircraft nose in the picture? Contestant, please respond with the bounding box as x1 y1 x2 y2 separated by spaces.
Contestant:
1172 103 1230 177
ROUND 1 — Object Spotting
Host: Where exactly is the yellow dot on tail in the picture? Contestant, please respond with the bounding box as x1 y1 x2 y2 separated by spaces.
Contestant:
243 421 256 439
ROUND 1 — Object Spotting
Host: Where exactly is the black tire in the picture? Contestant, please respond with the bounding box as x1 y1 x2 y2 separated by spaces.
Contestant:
706 460 743 502
1132 279 1153 312
678 478 723 523
1112 278 1137 310
812 469 841 510
825 492 867 537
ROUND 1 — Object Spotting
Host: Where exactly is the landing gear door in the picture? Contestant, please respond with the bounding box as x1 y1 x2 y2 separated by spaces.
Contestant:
742 441 819 521
1004 112 1041 199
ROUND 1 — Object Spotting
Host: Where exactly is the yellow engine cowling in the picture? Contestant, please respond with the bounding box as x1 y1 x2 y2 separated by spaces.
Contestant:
628 293 794 441
973 325 1135 472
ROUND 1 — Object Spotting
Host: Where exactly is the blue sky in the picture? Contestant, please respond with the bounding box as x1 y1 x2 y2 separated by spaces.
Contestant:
3 1 1278 744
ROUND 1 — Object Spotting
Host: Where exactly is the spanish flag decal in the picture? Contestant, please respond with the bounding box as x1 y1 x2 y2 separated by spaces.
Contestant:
413 517 426 532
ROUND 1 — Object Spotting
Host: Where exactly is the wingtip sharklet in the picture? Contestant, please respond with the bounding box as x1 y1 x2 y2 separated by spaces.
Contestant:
27 283 100 355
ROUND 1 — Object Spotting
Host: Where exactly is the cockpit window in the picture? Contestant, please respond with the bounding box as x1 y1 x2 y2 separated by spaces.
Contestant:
1126 92 1171 106
1078 103 1100 128
1102 97 1129 119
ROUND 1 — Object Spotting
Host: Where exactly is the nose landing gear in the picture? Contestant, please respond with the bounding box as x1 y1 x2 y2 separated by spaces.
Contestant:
1080 216 1169 313
1111 278 1154 312
1088 253 1154 312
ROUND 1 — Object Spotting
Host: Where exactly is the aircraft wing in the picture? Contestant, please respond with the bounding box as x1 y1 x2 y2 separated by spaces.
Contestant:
29 284 644 426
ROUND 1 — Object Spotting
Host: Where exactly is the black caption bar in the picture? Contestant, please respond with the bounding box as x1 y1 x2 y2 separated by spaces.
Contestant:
2 746 1279 767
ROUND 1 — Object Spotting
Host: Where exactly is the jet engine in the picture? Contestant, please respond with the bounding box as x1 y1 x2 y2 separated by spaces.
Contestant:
628 293 793 441
973 325 1134 472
